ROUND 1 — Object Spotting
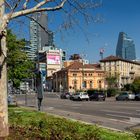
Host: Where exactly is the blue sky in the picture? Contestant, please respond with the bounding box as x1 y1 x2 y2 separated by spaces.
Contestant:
10 0 140 63
52 0 140 62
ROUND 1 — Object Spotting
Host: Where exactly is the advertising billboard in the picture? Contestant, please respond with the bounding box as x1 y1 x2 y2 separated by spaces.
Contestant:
47 54 60 64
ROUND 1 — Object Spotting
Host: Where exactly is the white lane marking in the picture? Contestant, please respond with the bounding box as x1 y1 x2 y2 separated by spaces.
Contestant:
130 117 140 123
107 114 140 123
46 107 54 110
54 93 61 97
108 118 135 125
71 104 82 107
102 110 133 115
106 114 129 119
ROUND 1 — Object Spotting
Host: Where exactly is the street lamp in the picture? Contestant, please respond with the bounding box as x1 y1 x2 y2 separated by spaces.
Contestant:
36 71 43 111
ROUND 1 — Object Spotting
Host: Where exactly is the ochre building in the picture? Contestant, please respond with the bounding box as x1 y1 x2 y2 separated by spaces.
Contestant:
52 62 105 92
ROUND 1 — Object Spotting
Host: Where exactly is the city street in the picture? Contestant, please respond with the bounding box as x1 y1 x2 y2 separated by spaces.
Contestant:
16 92 140 131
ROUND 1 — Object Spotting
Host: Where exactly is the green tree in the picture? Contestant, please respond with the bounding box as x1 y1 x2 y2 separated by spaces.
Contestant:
7 29 34 88
131 77 140 93
105 75 118 97
106 76 118 89
0 0 101 136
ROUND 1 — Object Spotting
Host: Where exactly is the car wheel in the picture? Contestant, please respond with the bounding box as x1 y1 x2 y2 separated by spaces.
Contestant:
78 97 81 101
86 99 89 101
135 97 139 101
125 97 129 101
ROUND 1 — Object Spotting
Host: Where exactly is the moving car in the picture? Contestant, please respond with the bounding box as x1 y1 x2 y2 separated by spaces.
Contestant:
70 92 89 101
135 93 140 101
88 92 106 101
60 92 71 99
116 92 135 101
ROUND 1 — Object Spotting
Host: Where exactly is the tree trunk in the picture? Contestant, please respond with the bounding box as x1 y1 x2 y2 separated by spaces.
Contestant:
0 0 9 137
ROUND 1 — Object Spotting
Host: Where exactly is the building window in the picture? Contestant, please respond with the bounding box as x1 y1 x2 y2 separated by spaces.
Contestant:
74 80 77 90
98 80 102 89
83 81 87 88
73 73 77 77
89 73 93 76
89 81 93 88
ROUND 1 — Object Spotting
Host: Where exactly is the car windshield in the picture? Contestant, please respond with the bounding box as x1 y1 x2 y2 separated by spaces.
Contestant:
120 93 128 95
74 93 80 95
82 93 87 95
98 93 104 95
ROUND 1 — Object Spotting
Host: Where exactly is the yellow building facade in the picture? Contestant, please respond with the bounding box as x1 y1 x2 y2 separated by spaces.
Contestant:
100 55 140 88
52 62 105 92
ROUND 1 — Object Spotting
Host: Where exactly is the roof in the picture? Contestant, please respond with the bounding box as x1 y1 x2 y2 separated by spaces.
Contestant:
64 61 101 70
100 55 121 62
100 55 140 65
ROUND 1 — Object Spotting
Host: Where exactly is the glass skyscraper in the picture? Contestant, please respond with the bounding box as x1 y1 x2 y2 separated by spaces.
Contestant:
116 32 136 60
30 12 49 60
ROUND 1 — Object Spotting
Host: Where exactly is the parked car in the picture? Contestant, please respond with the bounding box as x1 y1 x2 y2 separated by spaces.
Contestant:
60 92 71 99
135 93 140 101
7 94 16 105
88 92 106 101
70 92 89 101
116 92 135 101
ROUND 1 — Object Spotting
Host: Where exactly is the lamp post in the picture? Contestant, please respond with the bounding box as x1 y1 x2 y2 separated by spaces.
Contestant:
36 71 43 111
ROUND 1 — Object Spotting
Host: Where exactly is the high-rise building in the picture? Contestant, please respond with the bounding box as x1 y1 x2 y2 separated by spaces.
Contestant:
24 41 37 60
116 32 136 60
30 12 49 60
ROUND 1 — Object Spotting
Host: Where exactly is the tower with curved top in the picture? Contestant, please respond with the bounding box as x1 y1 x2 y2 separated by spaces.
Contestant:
116 32 136 60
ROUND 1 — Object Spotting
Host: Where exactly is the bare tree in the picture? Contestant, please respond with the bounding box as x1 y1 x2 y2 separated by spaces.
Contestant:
0 0 101 137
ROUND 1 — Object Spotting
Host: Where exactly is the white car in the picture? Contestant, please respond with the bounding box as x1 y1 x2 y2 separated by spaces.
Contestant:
71 92 89 101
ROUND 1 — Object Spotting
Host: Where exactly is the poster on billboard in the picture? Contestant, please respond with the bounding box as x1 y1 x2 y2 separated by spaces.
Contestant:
47 54 60 64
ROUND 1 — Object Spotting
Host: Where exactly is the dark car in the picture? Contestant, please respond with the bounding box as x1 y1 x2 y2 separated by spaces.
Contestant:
88 92 106 101
135 93 140 101
60 92 71 99
116 92 135 101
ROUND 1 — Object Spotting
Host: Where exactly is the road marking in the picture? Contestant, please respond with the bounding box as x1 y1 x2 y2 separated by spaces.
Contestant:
46 107 54 110
106 114 130 119
102 110 133 115
108 118 135 125
130 117 140 123
54 93 61 97
71 104 82 107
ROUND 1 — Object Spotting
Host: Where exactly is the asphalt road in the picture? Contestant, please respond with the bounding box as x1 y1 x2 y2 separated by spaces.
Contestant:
16 92 140 131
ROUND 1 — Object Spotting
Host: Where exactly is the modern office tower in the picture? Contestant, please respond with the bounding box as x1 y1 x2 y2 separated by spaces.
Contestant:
30 12 49 60
24 41 36 60
116 32 136 60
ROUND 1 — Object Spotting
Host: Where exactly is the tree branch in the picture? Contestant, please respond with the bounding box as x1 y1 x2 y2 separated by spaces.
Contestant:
8 0 67 20
23 0 30 10
5 0 12 10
